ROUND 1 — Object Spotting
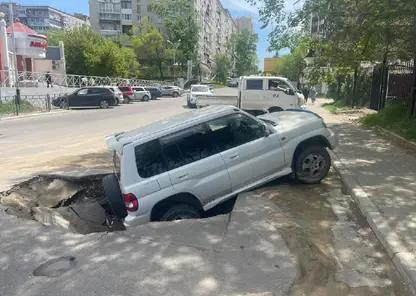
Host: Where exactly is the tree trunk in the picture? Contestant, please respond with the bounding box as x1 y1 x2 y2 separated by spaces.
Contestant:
409 58 416 117
345 76 351 106
352 66 359 108
336 76 342 101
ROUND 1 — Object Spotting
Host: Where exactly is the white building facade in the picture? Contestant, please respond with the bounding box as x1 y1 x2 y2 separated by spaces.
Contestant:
234 16 253 33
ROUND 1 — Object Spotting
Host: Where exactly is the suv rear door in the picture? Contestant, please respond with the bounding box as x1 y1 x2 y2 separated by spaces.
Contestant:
207 113 285 191
160 124 232 205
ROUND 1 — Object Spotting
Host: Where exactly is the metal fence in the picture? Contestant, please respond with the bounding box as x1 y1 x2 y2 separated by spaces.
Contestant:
0 93 67 117
0 70 170 90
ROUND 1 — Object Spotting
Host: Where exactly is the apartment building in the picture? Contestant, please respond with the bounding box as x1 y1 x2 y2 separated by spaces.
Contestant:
90 0 236 78
0 2 90 34
234 16 253 33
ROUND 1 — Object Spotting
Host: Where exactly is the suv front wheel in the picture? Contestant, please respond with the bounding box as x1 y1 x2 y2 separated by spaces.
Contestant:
160 204 201 221
294 146 331 184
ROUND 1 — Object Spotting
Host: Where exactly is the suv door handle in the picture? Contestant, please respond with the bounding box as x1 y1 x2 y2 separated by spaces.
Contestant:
177 174 189 180
229 154 239 160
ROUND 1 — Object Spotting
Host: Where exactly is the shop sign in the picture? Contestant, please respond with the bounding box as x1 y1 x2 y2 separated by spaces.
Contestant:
30 41 47 49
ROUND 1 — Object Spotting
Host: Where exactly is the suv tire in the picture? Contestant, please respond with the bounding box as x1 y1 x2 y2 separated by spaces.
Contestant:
172 92 179 98
102 174 127 219
142 95 149 102
124 96 130 104
160 204 201 221
294 146 331 184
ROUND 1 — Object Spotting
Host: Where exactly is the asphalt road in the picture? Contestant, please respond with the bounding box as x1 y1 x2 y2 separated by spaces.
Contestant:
0 96 190 191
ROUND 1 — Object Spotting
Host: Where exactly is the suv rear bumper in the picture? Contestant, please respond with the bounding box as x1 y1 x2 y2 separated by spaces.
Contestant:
124 212 151 227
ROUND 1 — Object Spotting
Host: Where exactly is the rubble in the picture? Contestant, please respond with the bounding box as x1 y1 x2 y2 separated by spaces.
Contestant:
0 174 122 234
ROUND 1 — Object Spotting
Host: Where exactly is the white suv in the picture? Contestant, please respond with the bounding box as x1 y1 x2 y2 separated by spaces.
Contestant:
103 106 337 227
132 87 151 101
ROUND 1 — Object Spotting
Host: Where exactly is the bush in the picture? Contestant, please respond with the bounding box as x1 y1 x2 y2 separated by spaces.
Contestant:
360 102 416 140
321 100 347 113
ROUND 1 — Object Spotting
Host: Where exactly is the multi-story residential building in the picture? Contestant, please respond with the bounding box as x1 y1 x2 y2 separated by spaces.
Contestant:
0 2 90 34
90 0 236 78
234 16 253 33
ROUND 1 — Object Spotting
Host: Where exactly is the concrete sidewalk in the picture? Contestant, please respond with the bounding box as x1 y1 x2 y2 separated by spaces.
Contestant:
309 100 416 293
0 193 296 296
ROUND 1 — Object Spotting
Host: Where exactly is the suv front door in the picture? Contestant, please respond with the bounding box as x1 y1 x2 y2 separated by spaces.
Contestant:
207 113 285 192
266 78 296 109
160 124 232 205
71 88 88 106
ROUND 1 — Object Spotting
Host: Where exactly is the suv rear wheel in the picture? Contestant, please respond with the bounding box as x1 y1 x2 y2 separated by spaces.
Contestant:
160 204 201 221
124 96 130 104
294 146 331 184
172 91 179 97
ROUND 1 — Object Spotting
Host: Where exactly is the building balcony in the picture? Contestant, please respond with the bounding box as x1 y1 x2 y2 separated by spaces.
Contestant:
100 29 120 35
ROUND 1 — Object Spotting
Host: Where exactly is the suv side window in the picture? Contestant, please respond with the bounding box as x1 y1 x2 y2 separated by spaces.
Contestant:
77 88 88 95
135 140 167 178
207 114 265 152
161 125 216 171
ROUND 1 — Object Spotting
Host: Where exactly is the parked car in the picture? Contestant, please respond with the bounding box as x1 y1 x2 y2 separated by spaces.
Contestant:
52 87 117 109
160 86 183 97
228 78 239 87
103 86 124 105
103 105 337 227
145 87 163 100
118 86 134 103
187 84 213 108
132 86 151 101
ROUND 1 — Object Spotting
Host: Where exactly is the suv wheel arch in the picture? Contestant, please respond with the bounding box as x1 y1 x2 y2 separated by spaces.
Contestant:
291 136 331 171
150 193 203 221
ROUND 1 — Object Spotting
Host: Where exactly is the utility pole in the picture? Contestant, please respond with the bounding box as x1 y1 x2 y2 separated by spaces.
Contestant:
9 3 20 114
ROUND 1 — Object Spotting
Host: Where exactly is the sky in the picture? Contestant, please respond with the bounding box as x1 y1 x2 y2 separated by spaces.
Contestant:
16 0 293 71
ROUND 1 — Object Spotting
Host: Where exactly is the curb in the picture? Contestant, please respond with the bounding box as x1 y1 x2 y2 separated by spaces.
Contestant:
329 149 416 295
374 126 416 152
0 110 70 121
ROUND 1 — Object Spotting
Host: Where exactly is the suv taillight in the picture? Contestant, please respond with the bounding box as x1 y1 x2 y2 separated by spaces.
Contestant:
123 193 138 212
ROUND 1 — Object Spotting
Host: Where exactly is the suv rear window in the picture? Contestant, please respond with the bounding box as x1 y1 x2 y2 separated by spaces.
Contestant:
134 140 166 178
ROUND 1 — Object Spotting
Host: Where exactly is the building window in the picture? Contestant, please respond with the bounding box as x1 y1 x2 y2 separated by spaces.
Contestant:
148 17 153 23
137 5 141 12
137 15 142 21
122 14 132 20
121 1 132 9
147 5 152 12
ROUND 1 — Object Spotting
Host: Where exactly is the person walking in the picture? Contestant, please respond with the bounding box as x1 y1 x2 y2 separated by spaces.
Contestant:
302 85 310 103
310 86 317 104
45 71 52 88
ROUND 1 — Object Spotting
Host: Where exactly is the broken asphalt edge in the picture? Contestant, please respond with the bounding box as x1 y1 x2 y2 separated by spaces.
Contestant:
329 149 416 295
0 110 70 121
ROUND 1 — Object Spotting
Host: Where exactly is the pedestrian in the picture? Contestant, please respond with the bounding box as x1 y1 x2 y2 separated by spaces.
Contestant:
45 71 52 88
310 86 317 104
302 85 310 103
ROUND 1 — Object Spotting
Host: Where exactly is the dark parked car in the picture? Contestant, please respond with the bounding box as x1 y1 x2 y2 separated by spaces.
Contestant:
52 87 117 109
145 87 163 100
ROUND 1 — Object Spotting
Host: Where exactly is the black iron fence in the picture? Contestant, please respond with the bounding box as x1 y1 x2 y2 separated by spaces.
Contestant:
0 93 67 117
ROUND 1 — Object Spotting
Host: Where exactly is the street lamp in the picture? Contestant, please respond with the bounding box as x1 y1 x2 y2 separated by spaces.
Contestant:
167 39 181 81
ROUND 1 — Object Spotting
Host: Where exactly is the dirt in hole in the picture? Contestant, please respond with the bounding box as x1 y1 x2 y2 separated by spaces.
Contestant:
255 172 411 296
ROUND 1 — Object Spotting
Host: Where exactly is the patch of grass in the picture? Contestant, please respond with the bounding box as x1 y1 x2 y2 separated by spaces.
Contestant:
321 100 347 113
213 83 227 89
0 100 37 115
359 103 416 141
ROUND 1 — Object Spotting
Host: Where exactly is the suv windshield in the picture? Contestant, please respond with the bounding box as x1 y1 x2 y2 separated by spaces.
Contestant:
192 86 210 93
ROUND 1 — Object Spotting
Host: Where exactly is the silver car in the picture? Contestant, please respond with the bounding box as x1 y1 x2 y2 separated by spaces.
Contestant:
160 86 183 97
103 105 337 227
132 87 151 101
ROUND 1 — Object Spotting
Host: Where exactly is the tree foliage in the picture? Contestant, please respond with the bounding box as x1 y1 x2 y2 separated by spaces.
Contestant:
123 17 171 80
47 27 138 77
150 0 199 66
228 29 259 76
214 54 231 84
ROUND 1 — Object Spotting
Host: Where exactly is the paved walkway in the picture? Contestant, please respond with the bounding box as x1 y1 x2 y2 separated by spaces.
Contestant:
309 100 416 291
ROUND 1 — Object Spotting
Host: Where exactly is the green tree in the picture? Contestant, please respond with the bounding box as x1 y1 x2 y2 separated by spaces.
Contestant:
127 17 171 80
47 27 138 77
228 29 259 76
214 54 231 84
150 0 199 68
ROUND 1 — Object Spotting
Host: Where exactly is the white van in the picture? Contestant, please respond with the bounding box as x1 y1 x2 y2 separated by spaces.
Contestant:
193 76 306 113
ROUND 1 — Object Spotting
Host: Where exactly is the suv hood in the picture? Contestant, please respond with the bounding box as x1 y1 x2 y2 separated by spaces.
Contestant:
258 110 324 135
